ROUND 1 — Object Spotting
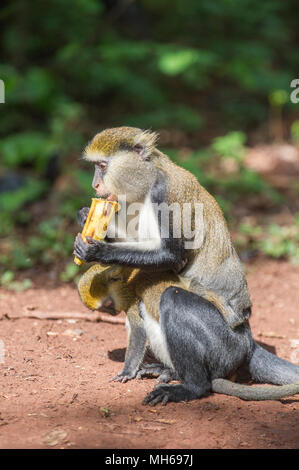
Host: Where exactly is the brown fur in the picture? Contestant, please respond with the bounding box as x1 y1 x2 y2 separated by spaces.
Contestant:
83 127 251 328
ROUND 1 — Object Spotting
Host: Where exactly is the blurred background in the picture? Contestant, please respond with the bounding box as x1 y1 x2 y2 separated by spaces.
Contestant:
0 0 299 290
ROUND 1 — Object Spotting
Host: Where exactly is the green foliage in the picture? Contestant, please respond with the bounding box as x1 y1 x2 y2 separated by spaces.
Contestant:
60 263 80 282
1 0 298 144
291 121 299 142
1 216 76 272
0 179 47 213
269 89 289 107
211 132 246 162
0 271 32 291
237 219 299 263
0 0 298 277
171 131 283 216
0 131 54 169
260 223 299 262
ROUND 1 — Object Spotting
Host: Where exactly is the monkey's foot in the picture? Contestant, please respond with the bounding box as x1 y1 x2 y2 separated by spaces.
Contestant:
136 364 178 383
143 383 203 406
110 370 137 383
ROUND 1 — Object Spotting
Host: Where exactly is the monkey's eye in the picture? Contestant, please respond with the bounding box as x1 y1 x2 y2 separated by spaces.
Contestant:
97 161 108 172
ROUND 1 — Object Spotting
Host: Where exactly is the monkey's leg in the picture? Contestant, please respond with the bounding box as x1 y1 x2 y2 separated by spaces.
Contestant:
111 312 147 383
136 363 178 383
143 287 213 405
189 279 251 330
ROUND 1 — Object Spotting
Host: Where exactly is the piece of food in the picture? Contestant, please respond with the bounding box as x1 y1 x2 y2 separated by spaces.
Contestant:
74 198 120 266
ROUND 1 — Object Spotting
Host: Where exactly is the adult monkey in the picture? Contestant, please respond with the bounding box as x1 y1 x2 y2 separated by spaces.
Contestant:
74 127 251 328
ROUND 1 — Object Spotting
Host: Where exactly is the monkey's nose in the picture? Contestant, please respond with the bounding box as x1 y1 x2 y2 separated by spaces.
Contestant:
100 296 114 309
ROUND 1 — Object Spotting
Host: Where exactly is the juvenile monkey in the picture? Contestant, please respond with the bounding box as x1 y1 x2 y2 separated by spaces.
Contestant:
78 264 299 403
74 126 251 329
78 264 230 383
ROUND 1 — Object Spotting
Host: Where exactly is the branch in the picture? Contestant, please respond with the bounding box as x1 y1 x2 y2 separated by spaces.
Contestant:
2 308 126 325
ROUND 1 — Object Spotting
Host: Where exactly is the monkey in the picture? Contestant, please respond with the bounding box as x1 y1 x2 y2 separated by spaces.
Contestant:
77 264 232 383
77 264 299 403
78 264 148 383
73 126 252 330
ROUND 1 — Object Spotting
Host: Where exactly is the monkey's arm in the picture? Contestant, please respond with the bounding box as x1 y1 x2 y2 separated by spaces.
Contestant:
73 234 185 272
111 303 147 383
211 378 299 401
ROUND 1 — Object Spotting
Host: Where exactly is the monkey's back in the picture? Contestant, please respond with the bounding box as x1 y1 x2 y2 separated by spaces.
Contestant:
158 154 252 323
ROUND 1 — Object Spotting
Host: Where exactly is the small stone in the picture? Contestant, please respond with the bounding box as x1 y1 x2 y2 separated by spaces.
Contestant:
62 329 84 337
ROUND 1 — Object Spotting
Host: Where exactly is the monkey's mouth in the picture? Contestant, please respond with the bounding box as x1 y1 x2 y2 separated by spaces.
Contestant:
99 305 118 316
106 193 118 202
98 296 118 316
95 192 118 202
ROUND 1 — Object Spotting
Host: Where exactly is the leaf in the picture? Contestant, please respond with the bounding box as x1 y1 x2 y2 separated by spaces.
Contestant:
43 429 68 447
158 50 200 75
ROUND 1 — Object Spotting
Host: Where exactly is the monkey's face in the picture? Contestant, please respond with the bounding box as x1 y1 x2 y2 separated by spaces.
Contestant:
92 279 133 315
84 127 159 203
88 266 134 315
107 279 134 314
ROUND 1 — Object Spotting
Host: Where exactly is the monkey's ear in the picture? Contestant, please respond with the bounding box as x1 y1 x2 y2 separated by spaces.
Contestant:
133 143 148 160
109 266 124 282
133 129 158 161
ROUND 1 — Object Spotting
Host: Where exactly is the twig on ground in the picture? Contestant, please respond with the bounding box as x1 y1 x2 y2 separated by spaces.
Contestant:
3 308 126 324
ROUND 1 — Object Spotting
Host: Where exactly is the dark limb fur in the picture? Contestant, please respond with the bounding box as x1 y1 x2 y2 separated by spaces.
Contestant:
111 317 147 383
136 363 178 383
212 378 299 401
74 234 184 271
143 287 299 404
74 174 186 271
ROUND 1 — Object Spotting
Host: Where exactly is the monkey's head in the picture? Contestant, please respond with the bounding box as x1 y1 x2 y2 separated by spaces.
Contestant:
78 265 135 314
83 127 159 203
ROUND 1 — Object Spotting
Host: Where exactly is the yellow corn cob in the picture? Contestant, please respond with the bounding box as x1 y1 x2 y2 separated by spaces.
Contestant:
74 198 120 266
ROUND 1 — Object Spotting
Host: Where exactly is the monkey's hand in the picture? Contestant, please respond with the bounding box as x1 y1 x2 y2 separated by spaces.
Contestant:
77 207 90 228
73 234 109 264
143 383 200 406
173 257 188 274
110 369 138 383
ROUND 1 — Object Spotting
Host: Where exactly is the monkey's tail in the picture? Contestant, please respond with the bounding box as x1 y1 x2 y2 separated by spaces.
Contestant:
212 342 299 401
249 343 299 385
211 378 299 401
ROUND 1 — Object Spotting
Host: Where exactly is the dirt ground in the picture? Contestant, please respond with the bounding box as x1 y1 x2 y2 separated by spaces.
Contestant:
0 258 298 449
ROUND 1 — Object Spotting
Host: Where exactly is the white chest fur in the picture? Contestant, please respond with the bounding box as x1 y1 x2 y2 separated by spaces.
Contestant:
137 193 161 248
106 193 161 250
139 302 173 369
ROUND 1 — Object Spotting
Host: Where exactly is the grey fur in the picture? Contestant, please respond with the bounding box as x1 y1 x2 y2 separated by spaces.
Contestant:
143 286 299 405
211 378 299 401
75 127 252 329
136 363 178 383
111 319 147 383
